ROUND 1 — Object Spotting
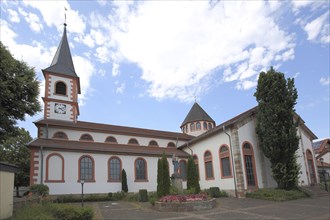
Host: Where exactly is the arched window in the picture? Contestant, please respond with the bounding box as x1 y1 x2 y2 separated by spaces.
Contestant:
53 131 68 140
203 122 207 130
190 123 195 132
149 140 159 147
242 142 257 188
196 122 201 130
135 158 147 181
79 155 95 181
208 123 213 130
105 136 117 143
55 81 67 95
182 126 186 133
306 149 317 184
80 134 93 142
167 142 176 148
108 156 121 182
193 155 200 179
179 160 187 180
219 145 232 178
128 138 139 145
45 153 64 182
204 151 214 179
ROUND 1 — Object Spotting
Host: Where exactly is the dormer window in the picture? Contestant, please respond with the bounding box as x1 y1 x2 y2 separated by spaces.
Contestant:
55 81 67 95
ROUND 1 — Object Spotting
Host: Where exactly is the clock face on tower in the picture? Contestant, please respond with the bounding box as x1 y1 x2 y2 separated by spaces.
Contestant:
54 103 66 114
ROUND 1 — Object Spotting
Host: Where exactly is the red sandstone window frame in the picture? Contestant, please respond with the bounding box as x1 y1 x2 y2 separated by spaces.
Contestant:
134 157 148 182
52 131 68 140
167 142 176 148
242 142 258 189
128 138 139 145
148 140 159 147
306 149 317 184
78 155 95 182
45 153 65 183
219 145 233 178
105 136 118 143
79 133 94 142
108 156 122 182
204 150 214 180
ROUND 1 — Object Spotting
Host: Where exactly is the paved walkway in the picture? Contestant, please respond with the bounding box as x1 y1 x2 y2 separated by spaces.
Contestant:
90 195 330 220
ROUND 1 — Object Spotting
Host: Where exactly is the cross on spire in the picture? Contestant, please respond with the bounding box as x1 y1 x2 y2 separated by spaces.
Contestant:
64 7 67 26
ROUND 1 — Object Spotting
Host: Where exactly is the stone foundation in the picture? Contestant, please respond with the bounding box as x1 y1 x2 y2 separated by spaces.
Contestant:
155 198 216 212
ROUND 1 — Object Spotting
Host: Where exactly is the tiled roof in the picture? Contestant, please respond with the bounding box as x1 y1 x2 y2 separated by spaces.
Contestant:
180 106 318 148
313 138 330 153
27 138 190 158
34 119 194 141
43 24 78 78
181 102 214 127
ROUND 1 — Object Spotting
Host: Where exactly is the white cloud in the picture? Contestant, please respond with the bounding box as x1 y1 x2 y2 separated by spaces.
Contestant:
304 11 329 43
105 1 295 101
112 62 120 76
8 9 20 23
22 0 86 34
73 56 95 105
95 46 110 63
115 82 125 94
320 77 330 86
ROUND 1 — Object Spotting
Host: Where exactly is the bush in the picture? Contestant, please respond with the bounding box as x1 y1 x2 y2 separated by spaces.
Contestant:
124 192 138 202
148 192 158 206
208 187 221 198
122 169 128 192
112 191 126 201
139 189 148 202
169 185 179 195
30 184 49 196
246 188 308 201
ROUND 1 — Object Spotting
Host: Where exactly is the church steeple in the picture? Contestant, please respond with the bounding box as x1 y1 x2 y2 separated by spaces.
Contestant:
42 24 80 122
181 103 216 136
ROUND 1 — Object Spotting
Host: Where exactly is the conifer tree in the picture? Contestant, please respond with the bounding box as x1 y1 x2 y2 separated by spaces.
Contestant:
187 156 200 193
121 169 128 192
254 67 300 190
162 153 170 196
157 158 164 197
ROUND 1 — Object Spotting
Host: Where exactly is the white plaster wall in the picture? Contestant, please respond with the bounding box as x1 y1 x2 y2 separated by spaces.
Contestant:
47 127 185 147
182 132 236 191
48 155 62 180
42 150 178 195
49 76 72 101
48 101 72 121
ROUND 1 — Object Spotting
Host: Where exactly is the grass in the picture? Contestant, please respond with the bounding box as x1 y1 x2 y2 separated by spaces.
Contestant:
11 203 93 220
246 188 308 201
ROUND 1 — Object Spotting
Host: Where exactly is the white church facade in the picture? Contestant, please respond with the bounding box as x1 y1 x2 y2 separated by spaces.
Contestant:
27 25 319 197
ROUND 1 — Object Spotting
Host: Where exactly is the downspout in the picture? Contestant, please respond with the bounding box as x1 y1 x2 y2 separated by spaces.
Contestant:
40 124 48 184
223 125 238 198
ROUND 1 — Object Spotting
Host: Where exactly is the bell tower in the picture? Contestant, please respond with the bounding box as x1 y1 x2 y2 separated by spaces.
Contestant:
42 23 81 122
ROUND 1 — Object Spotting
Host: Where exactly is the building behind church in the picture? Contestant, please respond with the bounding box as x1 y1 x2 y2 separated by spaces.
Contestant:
27 24 319 197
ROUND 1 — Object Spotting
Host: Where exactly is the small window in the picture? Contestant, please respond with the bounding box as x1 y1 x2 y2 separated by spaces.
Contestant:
203 122 207 130
208 123 213 130
149 140 158 147
128 138 139 145
53 131 68 139
179 160 187 180
204 151 214 179
108 157 121 182
55 82 66 95
80 134 93 141
167 142 176 148
105 136 117 143
135 158 147 181
190 123 195 132
196 122 201 130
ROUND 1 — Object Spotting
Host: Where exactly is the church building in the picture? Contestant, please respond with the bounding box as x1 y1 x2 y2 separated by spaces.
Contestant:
27 24 319 197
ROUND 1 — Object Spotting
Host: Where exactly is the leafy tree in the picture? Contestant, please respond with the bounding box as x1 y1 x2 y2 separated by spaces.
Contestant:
254 67 300 190
157 153 170 197
121 169 128 192
0 128 31 197
0 42 41 143
187 156 200 193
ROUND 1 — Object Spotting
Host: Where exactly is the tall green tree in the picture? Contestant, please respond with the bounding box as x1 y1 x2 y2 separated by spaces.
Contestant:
254 67 300 190
121 169 128 192
157 153 170 197
187 156 200 193
0 128 31 196
0 42 41 143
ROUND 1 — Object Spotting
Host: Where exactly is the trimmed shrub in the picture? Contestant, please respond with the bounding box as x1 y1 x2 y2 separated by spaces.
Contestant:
112 191 126 201
246 188 308 201
122 169 128 192
139 189 148 202
208 187 221 198
30 184 49 196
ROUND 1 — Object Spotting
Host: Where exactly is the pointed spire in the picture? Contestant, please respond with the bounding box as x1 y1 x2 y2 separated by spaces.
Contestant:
181 102 215 127
43 24 77 78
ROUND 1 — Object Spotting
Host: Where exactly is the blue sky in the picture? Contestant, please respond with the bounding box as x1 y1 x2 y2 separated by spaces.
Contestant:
1 1 329 140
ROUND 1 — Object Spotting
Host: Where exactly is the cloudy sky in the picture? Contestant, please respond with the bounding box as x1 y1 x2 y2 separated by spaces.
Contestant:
1 0 329 140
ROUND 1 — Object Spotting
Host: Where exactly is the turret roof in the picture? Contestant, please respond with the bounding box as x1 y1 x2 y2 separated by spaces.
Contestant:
181 102 214 127
43 24 77 78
